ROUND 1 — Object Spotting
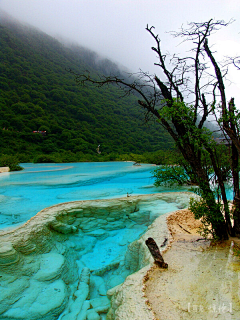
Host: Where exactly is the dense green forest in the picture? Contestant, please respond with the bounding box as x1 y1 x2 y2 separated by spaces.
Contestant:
0 11 173 163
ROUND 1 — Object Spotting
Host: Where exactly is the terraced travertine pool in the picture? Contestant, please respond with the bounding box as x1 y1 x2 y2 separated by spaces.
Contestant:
0 162 193 319
0 192 194 319
0 161 191 229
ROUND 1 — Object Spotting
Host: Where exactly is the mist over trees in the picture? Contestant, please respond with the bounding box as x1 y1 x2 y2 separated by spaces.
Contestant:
0 11 174 163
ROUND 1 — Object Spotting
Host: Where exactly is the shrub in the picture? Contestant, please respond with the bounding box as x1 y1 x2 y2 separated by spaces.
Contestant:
0 154 23 171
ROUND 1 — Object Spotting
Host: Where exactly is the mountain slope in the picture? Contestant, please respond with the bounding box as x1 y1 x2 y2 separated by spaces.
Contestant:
0 11 173 162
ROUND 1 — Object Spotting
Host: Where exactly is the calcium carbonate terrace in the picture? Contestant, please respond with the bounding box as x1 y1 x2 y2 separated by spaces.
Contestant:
0 162 193 319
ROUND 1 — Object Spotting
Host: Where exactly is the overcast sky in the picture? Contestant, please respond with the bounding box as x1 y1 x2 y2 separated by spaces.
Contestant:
0 0 240 104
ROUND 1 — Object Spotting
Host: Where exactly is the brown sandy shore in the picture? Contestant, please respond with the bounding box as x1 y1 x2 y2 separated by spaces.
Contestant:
144 209 240 320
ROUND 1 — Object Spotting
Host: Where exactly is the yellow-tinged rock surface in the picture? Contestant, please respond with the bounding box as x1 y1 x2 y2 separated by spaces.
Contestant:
0 167 10 173
145 209 240 320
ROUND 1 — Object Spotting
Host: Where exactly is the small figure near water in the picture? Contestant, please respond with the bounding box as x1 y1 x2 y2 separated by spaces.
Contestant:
133 162 141 166
96 145 101 154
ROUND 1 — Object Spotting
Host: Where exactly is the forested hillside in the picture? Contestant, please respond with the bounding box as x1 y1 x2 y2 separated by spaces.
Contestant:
0 11 173 162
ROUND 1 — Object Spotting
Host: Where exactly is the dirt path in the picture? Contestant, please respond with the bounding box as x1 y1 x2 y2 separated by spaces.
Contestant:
144 209 240 320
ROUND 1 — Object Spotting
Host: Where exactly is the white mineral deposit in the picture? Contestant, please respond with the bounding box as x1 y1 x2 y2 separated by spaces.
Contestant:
0 193 193 320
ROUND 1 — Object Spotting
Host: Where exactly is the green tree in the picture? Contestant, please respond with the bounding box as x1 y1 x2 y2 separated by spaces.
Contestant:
153 165 191 187
0 154 23 171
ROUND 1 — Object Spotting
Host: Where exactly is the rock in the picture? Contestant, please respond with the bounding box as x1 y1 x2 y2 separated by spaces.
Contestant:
129 211 150 224
34 252 65 281
106 284 121 299
106 266 154 320
124 240 141 272
89 296 110 313
0 167 10 173
86 229 108 240
0 242 19 266
55 242 66 255
66 241 76 248
61 216 76 225
49 220 77 234
92 261 120 277
67 208 83 216
79 267 90 285
98 282 107 296
90 275 107 297
14 236 36 255
79 218 107 232
76 300 90 320
72 218 82 227
76 259 86 276
68 288 89 318
106 275 125 289
0 276 29 314
87 309 100 320
103 221 125 231
118 238 129 246
62 268 91 320
3 279 67 319
73 235 97 253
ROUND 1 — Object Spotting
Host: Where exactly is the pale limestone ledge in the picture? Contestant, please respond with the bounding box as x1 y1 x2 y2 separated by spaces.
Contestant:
0 167 10 173
0 192 194 320
106 212 172 320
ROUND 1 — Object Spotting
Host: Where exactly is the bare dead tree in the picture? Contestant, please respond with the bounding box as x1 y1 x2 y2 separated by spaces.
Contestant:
71 19 240 239
203 39 240 235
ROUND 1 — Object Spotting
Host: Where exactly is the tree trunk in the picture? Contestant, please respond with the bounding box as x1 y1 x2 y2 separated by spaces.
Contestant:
145 237 168 268
206 147 233 236
197 177 229 240
231 142 240 236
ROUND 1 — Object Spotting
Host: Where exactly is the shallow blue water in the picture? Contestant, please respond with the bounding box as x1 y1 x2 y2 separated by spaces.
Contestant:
0 162 233 230
0 162 190 229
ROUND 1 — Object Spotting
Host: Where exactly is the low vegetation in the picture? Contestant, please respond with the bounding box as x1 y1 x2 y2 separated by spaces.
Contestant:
0 154 23 171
